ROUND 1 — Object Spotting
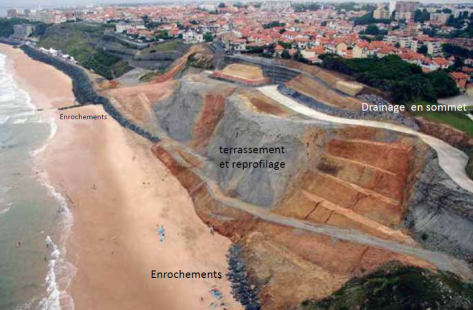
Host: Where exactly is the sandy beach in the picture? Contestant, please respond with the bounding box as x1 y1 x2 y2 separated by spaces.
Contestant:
0 44 240 310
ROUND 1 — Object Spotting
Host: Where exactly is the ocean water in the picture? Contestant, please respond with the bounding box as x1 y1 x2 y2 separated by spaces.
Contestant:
0 52 75 309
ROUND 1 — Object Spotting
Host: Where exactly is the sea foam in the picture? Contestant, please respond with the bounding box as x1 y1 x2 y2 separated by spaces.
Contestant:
0 51 76 310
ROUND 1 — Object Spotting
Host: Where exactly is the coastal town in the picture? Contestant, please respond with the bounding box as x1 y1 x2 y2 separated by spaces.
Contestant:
2 2 473 310
3 1 473 93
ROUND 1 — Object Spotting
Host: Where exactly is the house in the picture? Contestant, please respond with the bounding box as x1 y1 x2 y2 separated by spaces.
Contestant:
229 38 247 52
463 67 473 75
183 30 204 44
467 83 473 97
295 37 309 50
301 46 324 63
335 42 348 57
12 24 35 39
450 72 469 89
116 22 133 33
282 31 299 41
353 41 369 58
274 44 284 57
432 57 450 70
426 41 442 56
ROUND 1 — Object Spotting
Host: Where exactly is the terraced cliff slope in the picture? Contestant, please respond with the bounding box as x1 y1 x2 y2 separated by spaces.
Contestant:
101 60 473 309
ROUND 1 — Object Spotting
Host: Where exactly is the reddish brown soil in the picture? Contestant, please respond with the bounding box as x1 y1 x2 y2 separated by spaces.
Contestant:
190 90 235 151
286 75 363 110
152 142 434 310
153 45 209 83
239 90 295 117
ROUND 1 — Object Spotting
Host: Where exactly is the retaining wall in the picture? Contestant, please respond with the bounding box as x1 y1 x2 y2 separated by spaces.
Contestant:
278 84 419 130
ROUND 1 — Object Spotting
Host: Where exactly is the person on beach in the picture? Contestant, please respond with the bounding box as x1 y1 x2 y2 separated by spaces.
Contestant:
46 236 52 249
210 225 214 235
158 225 165 242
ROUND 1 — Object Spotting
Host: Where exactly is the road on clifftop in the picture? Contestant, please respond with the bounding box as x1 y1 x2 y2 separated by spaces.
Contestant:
259 85 473 194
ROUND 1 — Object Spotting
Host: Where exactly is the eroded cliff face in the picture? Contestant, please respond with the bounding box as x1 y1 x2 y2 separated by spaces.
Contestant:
406 150 473 262
147 74 463 309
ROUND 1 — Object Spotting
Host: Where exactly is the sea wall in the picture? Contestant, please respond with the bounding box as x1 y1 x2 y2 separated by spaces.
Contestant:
211 71 271 87
227 244 261 310
217 56 299 84
0 38 21 47
20 45 160 143
103 33 150 50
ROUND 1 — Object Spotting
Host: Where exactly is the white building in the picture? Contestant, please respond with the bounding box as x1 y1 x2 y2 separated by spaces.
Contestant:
12 24 35 38
374 7 391 20
183 30 204 44
427 41 442 56
116 22 133 33
399 36 413 49
389 0 397 15
198 4 216 12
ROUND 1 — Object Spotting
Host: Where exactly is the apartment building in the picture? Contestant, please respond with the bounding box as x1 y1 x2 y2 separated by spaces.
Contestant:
12 24 35 38
374 7 391 20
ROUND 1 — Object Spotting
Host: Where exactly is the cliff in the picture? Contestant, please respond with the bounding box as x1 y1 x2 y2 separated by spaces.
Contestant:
148 72 473 309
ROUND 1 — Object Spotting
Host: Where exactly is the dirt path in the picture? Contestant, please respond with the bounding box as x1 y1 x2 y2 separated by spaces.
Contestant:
166 144 473 280
259 85 473 194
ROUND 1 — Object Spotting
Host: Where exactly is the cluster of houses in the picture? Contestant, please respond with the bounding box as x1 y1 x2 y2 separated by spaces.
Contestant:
6 2 473 91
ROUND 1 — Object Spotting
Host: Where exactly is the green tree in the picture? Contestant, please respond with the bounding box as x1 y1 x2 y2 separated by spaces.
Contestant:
203 32 213 42
364 24 380 35
450 57 465 72
443 43 473 59
418 45 428 55
278 41 292 49
281 49 291 59
218 3 226 8
354 12 391 26
414 9 430 23
263 21 285 29
426 70 460 98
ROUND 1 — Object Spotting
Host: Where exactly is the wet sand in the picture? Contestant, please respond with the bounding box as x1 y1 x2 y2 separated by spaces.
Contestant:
0 44 240 310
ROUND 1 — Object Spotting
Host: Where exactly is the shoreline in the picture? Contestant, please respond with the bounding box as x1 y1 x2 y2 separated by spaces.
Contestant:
0 44 241 310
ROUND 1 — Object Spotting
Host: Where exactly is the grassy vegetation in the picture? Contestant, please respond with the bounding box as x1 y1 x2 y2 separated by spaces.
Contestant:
301 261 473 310
187 53 213 69
407 100 473 137
139 41 179 55
138 70 166 82
39 23 132 79
406 100 473 179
